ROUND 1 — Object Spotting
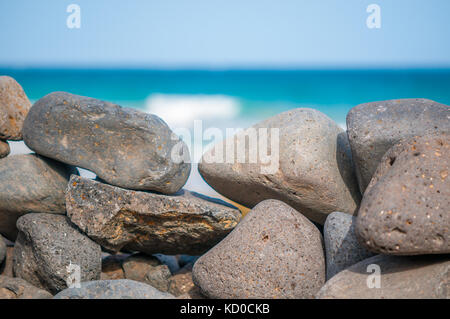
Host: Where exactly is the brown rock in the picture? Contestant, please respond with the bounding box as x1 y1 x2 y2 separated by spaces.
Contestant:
0 247 14 277
0 275 52 299
0 140 9 158
122 254 171 292
100 254 127 280
356 134 449 255
168 263 196 297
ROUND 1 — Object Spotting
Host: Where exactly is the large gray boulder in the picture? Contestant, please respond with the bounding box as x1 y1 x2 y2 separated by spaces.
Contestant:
317 255 450 299
53 280 174 299
13 213 102 294
199 108 361 224
66 175 241 255
0 154 78 240
356 134 449 255
192 199 325 299
0 76 31 140
324 212 375 280
23 92 190 194
347 98 450 193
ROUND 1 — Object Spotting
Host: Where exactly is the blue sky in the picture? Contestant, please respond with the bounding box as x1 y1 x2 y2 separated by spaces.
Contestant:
1 0 450 68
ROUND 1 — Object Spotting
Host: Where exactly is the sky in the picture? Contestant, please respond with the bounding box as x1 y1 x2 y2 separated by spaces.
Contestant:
1 0 450 69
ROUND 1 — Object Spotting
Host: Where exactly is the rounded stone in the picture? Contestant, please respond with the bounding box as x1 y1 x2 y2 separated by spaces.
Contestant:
0 140 9 158
0 275 53 299
0 154 78 240
347 98 450 193
0 76 31 140
22 92 190 194
317 254 450 299
53 279 174 299
13 213 102 294
324 212 375 279
356 134 449 255
192 199 325 299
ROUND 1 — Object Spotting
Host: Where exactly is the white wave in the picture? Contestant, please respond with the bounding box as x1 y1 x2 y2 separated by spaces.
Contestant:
145 94 240 128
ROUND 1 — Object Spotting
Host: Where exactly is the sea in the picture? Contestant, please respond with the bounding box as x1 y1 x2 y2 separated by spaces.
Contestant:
2 68 450 197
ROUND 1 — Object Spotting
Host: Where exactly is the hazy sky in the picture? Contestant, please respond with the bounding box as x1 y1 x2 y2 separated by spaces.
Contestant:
1 0 450 68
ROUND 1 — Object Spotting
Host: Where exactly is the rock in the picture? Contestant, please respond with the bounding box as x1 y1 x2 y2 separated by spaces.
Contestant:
0 154 78 240
324 212 375 279
0 76 31 140
176 286 206 299
0 247 14 277
0 140 9 158
356 134 450 255
192 199 325 299
347 98 450 193
168 263 196 297
100 254 128 280
53 279 174 299
66 176 242 255
199 108 360 224
123 254 171 292
13 213 102 294
0 275 52 299
0 235 6 265
22 91 190 193
317 254 450 299
154 254 180 274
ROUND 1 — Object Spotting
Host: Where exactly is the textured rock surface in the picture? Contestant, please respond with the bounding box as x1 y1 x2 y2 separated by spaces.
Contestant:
199 108 360 224
23 92 190 193
0 154 78 240
169 263 196 297
0 235 5 265
0 140 9 158
0 76 31 140
0 275 53 299
193 199 325 299
123 254 171 292
53 280 174 299
347 98 450 193
317 255 450 299
100 254 127 280
13 213 102 294
356 134 449 255
66 176 241 255
324 212 375 279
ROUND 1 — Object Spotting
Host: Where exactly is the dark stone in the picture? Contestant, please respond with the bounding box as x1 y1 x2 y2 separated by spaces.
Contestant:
192 199 325 299
0 140 9 158
22 92 190 193
356 134 450 255
66 176 241 255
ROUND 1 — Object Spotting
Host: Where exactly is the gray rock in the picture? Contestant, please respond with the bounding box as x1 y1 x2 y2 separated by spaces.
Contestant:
0 154 78 240
324 212 375 279
199 108 360 224
0 275 52 299
192 199 325 299
22 92 190 193
53 279 174 299
0 140 9 158
13 213 102 294
66 175 241 255
317 254 450 299
347 98 450 193
356 134 450 255
123 254 171 292
0 235 6 265
0 76 31 140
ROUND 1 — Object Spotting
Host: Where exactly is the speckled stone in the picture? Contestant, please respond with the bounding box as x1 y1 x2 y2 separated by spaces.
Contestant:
192 199 325 299
123 254 171 292
0 275 52 299
199 108 360 224
347 98 450 193
0 154 78 240
324 212 375 279
66 176 241 255
22 92 190 193
0 140 9 158
13 213 102 294
356 134 450 255
0 76 31 140
317 254 450 299
53 280 174 299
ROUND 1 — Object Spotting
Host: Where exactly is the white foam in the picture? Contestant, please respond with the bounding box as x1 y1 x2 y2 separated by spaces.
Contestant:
145 94 240 128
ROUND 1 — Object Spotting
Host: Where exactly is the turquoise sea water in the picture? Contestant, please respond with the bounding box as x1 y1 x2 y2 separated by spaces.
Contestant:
2 69 450 128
